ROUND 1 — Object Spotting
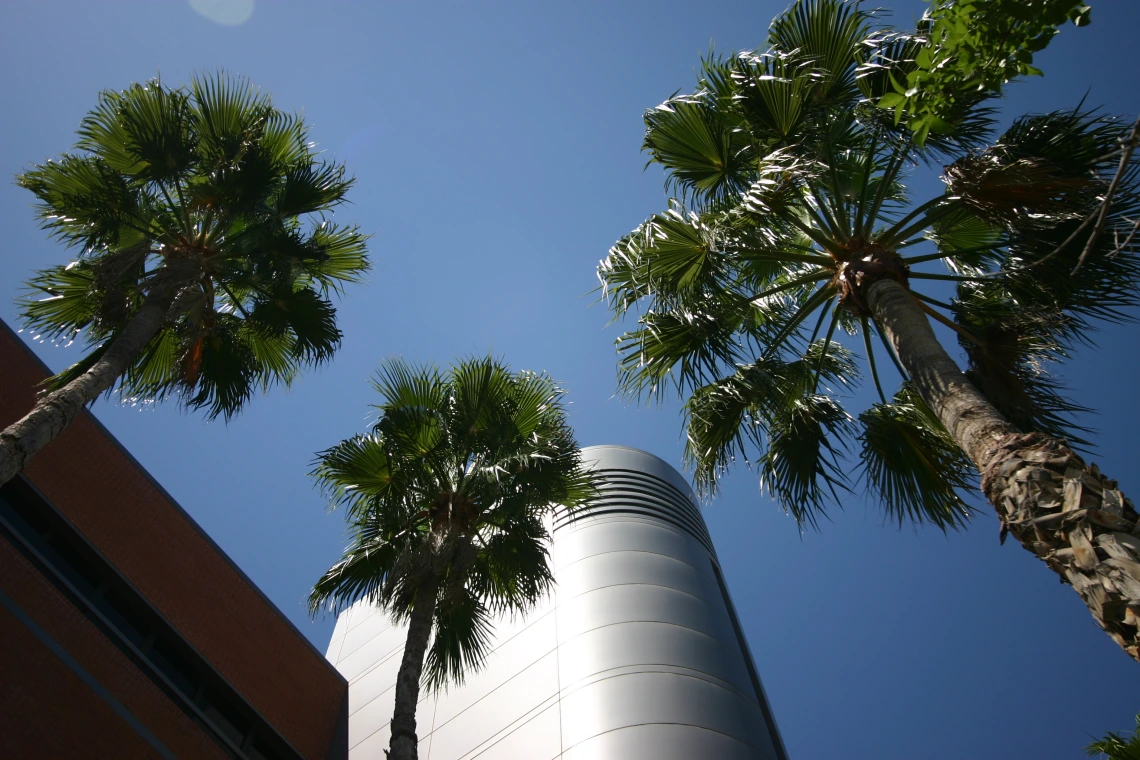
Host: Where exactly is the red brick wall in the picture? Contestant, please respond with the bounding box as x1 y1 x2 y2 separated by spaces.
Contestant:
0 323 346 759
0 538 229 760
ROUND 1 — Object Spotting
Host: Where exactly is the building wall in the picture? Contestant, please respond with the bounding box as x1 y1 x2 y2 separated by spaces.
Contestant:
0 321 348 759
325 445 788 760
0 534 230 760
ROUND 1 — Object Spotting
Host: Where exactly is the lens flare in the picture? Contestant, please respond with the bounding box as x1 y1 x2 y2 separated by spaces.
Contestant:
188 0 254 26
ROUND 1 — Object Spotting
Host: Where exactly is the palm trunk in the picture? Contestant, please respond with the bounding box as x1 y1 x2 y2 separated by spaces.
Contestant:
0 286 180 488
867 277 1140 662
388 574 440 760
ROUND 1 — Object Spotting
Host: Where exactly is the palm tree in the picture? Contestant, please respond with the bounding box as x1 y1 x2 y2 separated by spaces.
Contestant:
0 73 369 487
598 0 1140 659
309 356 595 760
1087 713 1140 759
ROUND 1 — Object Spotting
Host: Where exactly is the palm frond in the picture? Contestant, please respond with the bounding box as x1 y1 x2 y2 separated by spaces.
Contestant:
120 327 182 402
20 262 103 342
371 358 448 414
307 529 402 615
273 160 354 217
190 71 274 167
449 356 516 445
310 356 589 695
299 222 370 294
615 302 746 400
17 155 147 250
945 107 1126 230
248 285 341 363
501 370 562 443
256 108 311 169
766 0 871 105
470 517 555 613
732 50 823 145
312 434 396 513
858 384 976 530
917 207 1004 274
75 88 149 176
758 394 854 528
685 338 857 512
244 323 299 386
643 95 752 204
423 590 494 692
180 313 258 420
113 79 197 184
370 360 448 467
1085 712 1140 759
955 281 1094 447
14 71 370 425
599 205 734 318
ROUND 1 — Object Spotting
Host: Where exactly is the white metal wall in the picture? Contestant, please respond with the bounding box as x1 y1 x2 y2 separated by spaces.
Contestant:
324 445 787 760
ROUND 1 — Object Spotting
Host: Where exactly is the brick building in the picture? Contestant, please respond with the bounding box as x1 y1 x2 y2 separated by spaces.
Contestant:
0 320 348 759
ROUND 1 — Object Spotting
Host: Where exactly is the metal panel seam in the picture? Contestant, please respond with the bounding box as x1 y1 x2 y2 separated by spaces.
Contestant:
559 721 775 759
424 644 559 735
554 663 769 708
554 548 717 580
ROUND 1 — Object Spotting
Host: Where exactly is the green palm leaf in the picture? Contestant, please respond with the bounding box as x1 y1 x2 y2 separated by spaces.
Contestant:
14 72 371 421
18 155 146 250
114 80 197 184
685 340 857 508
733 50 822 144
859 384 976 529
759 394 854 527
424 590 494 691
1086 712 1140 759
643 96 750 203
313 435 396 513
310 356 595 702
600 0 1140 534
767 0 871 104
190 71 274 166
22 262 103 341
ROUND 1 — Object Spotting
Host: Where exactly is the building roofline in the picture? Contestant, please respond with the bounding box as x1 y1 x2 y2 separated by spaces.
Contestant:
579 444 699 503
0 317 344 681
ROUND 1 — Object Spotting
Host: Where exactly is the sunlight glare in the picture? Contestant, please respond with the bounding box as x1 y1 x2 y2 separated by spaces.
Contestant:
188 0 254 26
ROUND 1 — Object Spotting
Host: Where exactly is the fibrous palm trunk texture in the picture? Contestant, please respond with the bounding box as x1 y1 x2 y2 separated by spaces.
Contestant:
0 289 176 488
868 277 1140 662
388 574 440 760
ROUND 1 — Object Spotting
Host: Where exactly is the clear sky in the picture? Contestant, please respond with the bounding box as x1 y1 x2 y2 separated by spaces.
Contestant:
2 1 1139 757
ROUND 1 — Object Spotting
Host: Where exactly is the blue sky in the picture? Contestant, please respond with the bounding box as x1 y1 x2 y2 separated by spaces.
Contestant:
2 1 1139 757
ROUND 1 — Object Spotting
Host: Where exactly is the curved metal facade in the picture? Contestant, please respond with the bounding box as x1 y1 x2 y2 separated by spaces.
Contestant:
325 445 787 759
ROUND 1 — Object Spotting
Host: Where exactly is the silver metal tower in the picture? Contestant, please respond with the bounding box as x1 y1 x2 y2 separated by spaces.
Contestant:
324 445 788 759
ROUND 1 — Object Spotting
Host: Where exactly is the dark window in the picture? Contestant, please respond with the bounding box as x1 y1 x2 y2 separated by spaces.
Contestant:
150 636 202 698
0 491 51 535
38 530 102 592
248 734 284 760
200 687 252 747
0 478 303 760
96 588 152 648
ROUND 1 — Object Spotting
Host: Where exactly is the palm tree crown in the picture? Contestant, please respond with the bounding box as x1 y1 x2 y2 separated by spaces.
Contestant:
18 72 369 418
599 0 1139 530
310 356 595 691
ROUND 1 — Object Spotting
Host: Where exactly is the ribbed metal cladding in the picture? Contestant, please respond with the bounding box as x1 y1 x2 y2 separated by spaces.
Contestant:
553 454 715 555
325 445 787 759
